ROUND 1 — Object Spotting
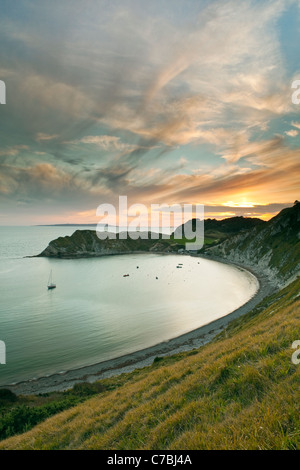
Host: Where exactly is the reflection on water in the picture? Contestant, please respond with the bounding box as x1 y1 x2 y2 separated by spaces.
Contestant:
0 226 258 385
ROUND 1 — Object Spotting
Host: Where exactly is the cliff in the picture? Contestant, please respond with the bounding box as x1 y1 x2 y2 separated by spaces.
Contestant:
38 230 181 258
39 215 266 258
38 205 300 287
205 202 300 286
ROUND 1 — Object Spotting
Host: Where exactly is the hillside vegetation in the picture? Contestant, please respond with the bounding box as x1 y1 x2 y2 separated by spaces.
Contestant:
1 277 299 450
173 215 265 245
38 230 181 258
206 202 300 286
38 214 265 258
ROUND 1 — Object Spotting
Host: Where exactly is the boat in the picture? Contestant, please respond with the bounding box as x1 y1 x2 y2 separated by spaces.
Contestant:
47 270 56 289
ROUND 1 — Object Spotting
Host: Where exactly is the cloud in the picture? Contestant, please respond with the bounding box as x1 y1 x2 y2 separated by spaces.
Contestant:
291 121 300 129
0 0 299 224
0 145 28 157
119 136 300 206
4 0 288 148
285 129 299 137
68 135 137 154
36 133 59 142
203 202 293 219
0 163 73 197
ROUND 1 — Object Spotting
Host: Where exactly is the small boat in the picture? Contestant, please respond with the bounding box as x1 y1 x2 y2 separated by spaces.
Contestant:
123 274 130 277
47 270 56 290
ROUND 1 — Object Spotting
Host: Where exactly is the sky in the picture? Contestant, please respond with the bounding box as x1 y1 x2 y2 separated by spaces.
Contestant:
0 0 299 226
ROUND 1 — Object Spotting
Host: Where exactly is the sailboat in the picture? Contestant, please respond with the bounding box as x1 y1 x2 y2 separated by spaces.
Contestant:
47 270 56 290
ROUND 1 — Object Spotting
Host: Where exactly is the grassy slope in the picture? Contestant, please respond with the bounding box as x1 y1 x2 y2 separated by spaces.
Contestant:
1 278 299 450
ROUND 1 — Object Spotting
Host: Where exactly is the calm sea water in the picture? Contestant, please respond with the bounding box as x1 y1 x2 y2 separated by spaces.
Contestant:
0 226 258 386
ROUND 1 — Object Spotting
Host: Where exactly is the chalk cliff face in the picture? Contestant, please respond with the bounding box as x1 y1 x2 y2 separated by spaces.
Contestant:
38 230 181 258
206 203 300 287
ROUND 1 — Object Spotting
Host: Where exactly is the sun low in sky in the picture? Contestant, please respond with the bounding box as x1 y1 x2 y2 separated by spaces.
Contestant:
0 0 299 225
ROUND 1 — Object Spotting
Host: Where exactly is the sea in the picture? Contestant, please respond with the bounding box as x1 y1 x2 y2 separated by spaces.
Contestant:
0 225 258 386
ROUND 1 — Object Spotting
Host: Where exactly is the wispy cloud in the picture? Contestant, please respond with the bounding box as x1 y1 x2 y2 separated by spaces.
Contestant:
68 135 138 154
291 121 300 129
35 133 59 142
285 129 299 137
0 0 299 224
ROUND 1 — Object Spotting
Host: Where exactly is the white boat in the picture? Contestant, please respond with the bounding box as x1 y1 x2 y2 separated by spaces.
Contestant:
47 270 56 290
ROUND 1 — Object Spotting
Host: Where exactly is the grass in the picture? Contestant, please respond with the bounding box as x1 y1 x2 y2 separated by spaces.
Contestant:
0 382 111 441
0 278 299 450
171 237 216 246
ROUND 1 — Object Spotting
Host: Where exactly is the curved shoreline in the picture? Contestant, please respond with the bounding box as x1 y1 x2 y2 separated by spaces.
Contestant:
1 255 276 396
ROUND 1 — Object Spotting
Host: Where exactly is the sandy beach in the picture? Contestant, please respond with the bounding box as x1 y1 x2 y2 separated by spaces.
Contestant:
1 254 277 396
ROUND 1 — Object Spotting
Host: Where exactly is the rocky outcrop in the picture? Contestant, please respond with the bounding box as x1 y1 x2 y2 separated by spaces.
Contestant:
38 230 181 258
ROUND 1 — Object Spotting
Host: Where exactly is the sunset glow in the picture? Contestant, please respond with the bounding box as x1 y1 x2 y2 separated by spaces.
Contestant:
0 1 299 225
223 202 256 209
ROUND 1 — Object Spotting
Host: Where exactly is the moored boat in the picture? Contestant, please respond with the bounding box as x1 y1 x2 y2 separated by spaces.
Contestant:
47 270 56 289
